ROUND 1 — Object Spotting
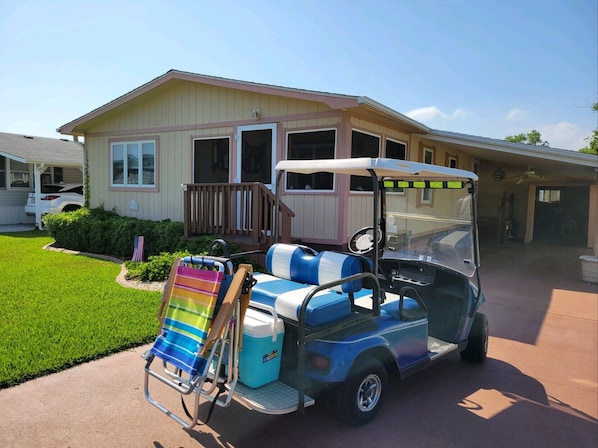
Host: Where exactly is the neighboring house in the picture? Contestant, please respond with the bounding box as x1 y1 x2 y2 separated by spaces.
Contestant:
57 70 597 250
0 132 83 226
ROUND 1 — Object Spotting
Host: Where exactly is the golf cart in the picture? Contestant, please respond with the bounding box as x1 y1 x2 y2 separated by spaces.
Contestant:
144 157 487 427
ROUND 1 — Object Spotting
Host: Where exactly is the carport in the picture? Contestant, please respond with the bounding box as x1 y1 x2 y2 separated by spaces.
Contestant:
0 132 84 228
422 131 598 249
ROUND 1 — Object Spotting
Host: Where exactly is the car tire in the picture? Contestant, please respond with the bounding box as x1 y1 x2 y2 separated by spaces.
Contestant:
331 357 388 425
460 312 488 362
62 205 81 213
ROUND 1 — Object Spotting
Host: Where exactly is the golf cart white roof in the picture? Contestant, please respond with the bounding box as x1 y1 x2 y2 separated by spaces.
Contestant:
276 157 478 181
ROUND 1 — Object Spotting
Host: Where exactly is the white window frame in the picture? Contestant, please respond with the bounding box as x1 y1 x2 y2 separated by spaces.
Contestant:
8 159 32 189
385 138 407 160
110 139 157 189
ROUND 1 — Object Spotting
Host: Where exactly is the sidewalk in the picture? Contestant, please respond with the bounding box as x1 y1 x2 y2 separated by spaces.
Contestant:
0 243 596 447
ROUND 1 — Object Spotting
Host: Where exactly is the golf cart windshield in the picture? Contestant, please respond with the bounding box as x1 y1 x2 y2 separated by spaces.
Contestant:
274 157 479 278
382 180 477 277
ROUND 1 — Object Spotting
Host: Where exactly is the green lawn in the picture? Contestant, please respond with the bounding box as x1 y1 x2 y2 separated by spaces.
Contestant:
0 231 161 388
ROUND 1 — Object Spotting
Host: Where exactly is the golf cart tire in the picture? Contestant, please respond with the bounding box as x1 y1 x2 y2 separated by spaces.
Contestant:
460 312 488 363
331 356 388 425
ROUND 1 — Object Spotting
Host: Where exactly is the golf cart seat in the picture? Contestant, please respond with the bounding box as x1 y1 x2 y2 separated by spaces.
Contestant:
251 244 365 326
143 256 253 429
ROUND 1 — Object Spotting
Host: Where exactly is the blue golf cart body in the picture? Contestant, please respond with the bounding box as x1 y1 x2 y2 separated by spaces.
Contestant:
224 157 488 425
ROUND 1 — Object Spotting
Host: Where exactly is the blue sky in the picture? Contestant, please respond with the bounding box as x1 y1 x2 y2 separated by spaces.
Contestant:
1 0 596 150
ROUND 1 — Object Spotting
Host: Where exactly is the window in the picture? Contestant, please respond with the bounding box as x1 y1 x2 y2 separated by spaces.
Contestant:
447 155 458 168
111 140 156 188
386 139 406 160
53 167 63 183
10 160 30 188
286 129 335 190
194 137 230 183
538 189 561 203
472 158 480 175
0 156 5 188
421 147 434 204
423 147 434 164
350 130 380 191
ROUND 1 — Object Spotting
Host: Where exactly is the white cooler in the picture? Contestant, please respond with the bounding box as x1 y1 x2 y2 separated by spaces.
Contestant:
239 306 285 388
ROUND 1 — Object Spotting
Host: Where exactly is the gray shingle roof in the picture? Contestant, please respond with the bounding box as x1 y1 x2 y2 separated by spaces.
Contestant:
0 132 83 167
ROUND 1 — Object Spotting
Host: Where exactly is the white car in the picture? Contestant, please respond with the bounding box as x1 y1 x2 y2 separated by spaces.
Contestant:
25 183 84 217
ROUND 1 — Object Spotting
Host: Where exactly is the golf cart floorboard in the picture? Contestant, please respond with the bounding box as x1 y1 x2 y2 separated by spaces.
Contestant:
428 336 458 361
233 381 315 415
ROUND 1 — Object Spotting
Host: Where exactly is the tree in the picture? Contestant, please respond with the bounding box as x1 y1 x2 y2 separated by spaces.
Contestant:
579 102 598 155
505 129 550 147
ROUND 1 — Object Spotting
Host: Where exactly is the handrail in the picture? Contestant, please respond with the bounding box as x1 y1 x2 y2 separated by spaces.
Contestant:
183 182 295 243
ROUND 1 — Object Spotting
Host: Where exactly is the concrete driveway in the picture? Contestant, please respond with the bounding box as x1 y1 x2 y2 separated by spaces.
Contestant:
1 243 596 447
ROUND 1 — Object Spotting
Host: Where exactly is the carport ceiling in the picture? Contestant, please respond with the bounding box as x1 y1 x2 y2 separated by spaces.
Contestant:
421 131 597 182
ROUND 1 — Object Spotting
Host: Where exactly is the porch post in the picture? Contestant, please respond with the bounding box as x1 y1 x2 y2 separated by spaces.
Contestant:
33 163 47 230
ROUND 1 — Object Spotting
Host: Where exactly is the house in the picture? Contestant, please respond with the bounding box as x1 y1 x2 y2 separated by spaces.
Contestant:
57 70 597 250
0 132 83 225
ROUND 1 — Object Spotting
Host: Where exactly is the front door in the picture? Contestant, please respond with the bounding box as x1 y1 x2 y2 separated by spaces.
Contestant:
236 123 277 190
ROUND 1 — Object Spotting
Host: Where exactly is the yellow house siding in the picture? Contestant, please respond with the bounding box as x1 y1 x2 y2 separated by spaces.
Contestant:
282 193 338 241
84 81 343 225
347 195 374 238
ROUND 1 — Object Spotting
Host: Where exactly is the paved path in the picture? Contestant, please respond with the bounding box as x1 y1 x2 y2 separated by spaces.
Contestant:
1 243 596 447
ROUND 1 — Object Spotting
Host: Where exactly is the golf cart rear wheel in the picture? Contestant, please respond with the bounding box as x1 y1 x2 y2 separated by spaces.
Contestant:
331 357 388 425
460 312 488 362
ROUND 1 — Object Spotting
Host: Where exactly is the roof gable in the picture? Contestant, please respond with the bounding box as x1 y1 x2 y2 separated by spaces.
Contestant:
58 70 366 135
59 69 431 135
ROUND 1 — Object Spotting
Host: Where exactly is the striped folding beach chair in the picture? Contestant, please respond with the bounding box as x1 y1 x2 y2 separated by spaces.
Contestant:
149 260 224 376
143 256 253 428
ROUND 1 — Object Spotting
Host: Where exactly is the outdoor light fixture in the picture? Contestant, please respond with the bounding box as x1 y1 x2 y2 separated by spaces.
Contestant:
251 108 261 120
493 168 505 181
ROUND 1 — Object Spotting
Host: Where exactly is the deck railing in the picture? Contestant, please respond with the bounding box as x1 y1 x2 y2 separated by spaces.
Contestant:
183 182 294 244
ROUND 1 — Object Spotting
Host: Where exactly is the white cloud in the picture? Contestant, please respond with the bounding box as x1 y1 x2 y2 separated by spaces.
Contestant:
406 106 473 123
406 106 447 121
453 108 472 119
536 122 590 151
504 108 528 122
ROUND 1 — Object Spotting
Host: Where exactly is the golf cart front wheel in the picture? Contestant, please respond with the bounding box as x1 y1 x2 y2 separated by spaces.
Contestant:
460 312 488 362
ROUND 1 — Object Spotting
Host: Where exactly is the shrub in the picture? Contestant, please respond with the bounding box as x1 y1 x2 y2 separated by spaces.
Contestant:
45 208 254 282
45 208 187 259
125 251 191 282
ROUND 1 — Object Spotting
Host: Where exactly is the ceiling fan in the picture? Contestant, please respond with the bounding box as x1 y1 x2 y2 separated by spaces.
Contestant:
505 168 545 184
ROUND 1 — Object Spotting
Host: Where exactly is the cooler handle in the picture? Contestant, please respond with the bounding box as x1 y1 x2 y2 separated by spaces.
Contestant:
247 301 281 342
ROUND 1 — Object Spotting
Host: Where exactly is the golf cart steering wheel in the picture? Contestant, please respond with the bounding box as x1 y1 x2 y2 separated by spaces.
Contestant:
348 226 383 255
